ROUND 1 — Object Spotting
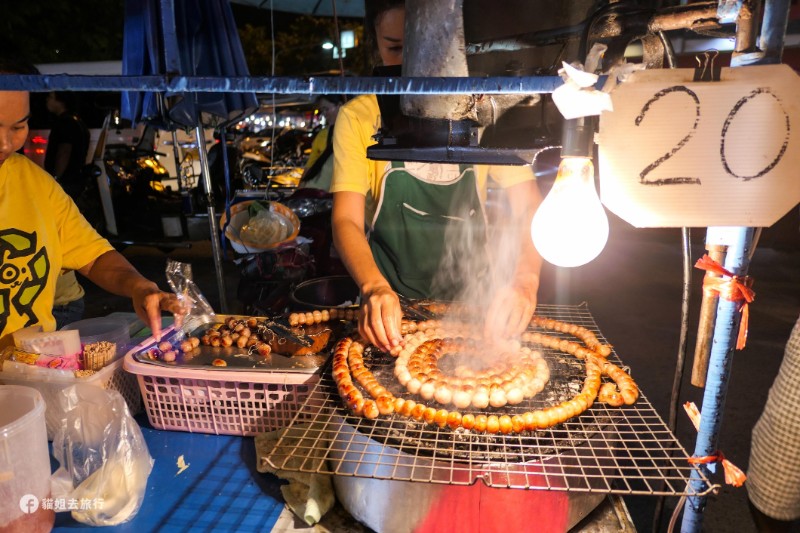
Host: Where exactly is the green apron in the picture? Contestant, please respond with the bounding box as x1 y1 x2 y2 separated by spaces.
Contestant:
368 161 488 300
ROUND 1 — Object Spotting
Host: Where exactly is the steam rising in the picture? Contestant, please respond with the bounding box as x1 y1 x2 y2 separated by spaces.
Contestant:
431 186 523 342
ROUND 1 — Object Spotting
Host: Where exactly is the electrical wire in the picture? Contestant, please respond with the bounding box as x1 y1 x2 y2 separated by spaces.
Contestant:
266 1 277 195
668 495 687 533
650 29 694 533
330 0 346 76
659 30 677 68
651 176 693 523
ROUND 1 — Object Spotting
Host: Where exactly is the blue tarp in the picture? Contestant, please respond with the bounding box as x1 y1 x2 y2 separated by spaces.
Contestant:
121 0 258 130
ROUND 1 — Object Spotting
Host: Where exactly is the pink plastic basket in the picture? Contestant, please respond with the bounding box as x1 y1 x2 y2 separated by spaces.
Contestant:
123 333 319 436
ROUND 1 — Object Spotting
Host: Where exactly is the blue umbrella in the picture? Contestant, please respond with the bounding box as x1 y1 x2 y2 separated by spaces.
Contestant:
121 0 259 312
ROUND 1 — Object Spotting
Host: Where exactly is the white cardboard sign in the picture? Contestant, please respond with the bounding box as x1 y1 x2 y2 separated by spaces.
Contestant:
598 64 800 228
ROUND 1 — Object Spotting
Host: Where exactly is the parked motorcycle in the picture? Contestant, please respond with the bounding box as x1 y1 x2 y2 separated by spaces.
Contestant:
84 115 185 245
238 128 312 189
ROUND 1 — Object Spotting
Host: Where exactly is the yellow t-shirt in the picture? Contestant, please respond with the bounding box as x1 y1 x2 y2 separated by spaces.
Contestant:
0 153 114 345
331 94 535 222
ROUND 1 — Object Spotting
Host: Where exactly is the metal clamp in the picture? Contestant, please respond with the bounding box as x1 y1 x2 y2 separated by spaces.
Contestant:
693 50 721 82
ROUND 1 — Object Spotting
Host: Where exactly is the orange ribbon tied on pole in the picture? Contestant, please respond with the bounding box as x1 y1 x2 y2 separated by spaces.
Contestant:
687 451 747 488
683 402 747 487
694 254 755 350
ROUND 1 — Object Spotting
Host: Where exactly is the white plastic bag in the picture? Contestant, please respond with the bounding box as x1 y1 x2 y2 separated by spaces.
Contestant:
51 384 153 526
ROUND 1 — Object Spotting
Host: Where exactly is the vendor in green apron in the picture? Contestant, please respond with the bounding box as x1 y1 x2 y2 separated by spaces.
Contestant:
331 0 543 352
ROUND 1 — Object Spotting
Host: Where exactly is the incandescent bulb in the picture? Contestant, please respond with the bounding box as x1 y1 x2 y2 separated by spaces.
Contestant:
531 156 609 268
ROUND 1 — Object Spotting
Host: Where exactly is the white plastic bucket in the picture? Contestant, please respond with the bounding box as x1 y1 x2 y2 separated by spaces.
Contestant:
0 385 54 533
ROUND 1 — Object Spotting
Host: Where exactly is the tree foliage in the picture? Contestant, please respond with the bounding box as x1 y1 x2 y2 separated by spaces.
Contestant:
1 1 367 76
1 0 125 63
242 15 368 76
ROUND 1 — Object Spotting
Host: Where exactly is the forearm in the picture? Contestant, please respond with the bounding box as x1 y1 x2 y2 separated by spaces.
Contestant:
509 182 543 295
513 239 542 298
78 250 158 297
332 216 391 296
482 181 543 339
77 251 184 340
513 204 542 291
332 192 402 350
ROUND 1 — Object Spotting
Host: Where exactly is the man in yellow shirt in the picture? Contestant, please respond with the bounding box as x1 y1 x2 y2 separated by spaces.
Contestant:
331 1 542 352
0 59 184 346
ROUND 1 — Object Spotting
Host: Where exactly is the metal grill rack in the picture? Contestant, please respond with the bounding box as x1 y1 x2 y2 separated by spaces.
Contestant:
266 303 715 497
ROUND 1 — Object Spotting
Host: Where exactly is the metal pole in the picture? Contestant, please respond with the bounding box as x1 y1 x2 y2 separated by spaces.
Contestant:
681 227 755 531
691 244 727 387
402 0 472 121
760 0 792 63
682 2 789 529
170 131 183 189
170 130 191 238
194 125 229 313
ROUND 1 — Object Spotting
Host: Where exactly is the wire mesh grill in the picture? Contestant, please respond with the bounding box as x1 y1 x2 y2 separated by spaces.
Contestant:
265 303 715 497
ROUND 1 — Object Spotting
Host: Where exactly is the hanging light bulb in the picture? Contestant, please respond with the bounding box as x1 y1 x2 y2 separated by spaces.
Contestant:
530 117 609 268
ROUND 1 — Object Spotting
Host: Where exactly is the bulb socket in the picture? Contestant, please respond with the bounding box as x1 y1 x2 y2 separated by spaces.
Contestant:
561 116 597 159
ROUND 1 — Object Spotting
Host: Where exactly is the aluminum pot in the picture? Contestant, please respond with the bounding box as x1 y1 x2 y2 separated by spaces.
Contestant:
329 416 611 533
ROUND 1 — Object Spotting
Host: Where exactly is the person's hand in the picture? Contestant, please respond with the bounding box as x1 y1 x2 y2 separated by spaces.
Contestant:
130 281 187 341
359 285 403 352
484 281 538 341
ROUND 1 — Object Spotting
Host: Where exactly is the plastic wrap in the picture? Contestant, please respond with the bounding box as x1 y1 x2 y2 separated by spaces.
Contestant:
240 206 295 246
51 384 153 526
165 258 216 336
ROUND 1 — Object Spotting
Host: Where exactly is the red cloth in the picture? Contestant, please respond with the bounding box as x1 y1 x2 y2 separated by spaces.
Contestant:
414 464 571 533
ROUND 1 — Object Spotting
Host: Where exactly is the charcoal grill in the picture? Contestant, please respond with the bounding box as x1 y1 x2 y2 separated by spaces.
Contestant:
265 303 714 532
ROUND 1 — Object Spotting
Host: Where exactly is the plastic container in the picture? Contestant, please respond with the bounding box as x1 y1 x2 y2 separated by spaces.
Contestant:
220 200 301 254
13 327 81 359
124 331 319 436
61 317 131 358
0 385 55 533
0 358 141 440
290 275 359 310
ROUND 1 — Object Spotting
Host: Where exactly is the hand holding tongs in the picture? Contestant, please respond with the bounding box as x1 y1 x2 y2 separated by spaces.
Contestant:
396 293 439 321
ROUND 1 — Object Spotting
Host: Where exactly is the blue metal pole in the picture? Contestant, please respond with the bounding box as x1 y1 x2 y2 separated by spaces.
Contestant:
681 227 755 532
682 1 790 529
0 74 570 94
760 0 792 64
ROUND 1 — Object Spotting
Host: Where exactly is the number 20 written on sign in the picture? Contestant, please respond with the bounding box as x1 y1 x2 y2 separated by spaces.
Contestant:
598 65 800 228
634 85 790 186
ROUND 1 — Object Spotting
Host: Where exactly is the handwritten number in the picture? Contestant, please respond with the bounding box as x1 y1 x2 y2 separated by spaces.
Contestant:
635 86 702 186
720 88 790 181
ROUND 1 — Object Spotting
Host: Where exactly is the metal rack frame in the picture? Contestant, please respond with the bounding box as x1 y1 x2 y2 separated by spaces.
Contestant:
266 303 715 497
